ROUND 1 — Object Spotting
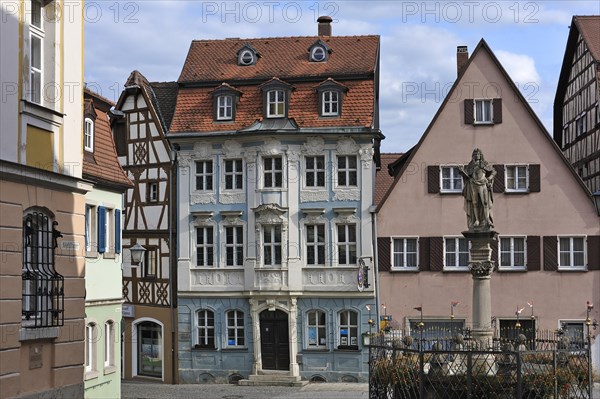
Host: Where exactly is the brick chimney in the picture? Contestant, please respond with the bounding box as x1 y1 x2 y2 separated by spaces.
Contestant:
457 46 469 76
318 16 332 36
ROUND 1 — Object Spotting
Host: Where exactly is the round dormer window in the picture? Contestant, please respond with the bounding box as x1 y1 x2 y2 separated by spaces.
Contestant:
239 50 255 66
311 46 326 62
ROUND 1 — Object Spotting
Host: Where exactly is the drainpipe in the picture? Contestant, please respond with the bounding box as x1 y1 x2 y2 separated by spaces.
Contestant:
169 143 179 384
369 205 380 332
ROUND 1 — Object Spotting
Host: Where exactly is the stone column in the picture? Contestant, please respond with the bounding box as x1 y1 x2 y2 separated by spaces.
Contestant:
249 299 262 374
462 230 497 348
288 297 300 377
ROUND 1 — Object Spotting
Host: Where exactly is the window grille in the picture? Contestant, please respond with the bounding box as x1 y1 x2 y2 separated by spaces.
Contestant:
22 211 64 327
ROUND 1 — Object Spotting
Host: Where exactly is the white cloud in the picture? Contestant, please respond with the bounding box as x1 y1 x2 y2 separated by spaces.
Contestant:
495 50 541 85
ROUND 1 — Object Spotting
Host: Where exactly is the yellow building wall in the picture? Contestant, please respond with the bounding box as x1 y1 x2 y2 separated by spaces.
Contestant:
26 125 54 171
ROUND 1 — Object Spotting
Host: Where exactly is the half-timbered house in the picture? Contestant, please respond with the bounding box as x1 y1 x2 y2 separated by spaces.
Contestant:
554 15 600 194
169 17 382 384
112 71 178 383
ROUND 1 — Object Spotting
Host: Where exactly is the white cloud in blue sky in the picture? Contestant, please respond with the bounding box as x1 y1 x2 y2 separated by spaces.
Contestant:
84 0 600 153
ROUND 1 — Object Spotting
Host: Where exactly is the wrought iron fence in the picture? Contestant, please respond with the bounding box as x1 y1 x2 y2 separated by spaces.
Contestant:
368 329 591 398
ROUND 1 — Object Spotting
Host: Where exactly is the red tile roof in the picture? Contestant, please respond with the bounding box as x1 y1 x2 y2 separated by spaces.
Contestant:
374 153 402 206
178 36 379 83
170 79 374 133
83 89 132 189
574 16 600 61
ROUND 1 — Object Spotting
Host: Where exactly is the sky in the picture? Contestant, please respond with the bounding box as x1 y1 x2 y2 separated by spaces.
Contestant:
84 1 600 153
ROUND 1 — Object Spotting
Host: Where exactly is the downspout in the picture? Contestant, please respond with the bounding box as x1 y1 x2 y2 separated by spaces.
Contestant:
370 205 380 332
169 143 179 384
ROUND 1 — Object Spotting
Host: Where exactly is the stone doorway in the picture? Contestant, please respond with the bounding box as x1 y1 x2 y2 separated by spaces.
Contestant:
259 309 289 371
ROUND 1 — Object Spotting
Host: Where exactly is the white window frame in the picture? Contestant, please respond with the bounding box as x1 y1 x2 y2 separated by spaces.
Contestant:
311 46 326 62
557 235 587 270
105 207 114 255
223 159 244 191
263 225 282 267
85 204 98 255
85 322 96 374
262 156 283 188
306 310 327 349
142 246 158 278
195 160 214 192
196 226 215 267
336 223 357 266
84 118 94 152
391 237 419 270
338 310 359 348
443 236 470 270
505 165 529 192
217 95 233 120
306 223 326 266
498 235 527 270
322 91 339 116
226 309 245 348
304 155 326 188
336 155 358 187
104 320 115 369
29 0 44 105
239 49 255 66
224 225 244 267
267 89 285 118
474 99 493 124
440 166 463 193
196 309 215 349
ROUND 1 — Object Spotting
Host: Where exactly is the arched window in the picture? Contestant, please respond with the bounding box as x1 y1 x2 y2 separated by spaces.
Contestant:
85 322 97 373
104 320 115 369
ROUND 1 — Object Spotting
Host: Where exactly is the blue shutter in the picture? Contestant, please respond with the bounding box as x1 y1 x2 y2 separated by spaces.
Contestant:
115 209 121 254
98 206 106 253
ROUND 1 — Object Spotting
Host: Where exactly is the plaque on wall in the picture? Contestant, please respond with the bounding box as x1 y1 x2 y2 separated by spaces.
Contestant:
29 344 43 369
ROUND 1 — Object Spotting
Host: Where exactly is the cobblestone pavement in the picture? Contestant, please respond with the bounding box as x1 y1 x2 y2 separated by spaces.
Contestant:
122 382 369 399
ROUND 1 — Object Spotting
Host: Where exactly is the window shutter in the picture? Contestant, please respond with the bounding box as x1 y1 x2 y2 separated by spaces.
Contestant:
491 238 498 266
430 237 443 271
493 164 505 193
492 98 502 124
464 99 474 124
419 237 430 271
115 209 121 254
543 236 558 271
588 236 600 270
427 165 439 194
98 206 107 253
377 237 391 272
526 236 541 271
529 164 541 193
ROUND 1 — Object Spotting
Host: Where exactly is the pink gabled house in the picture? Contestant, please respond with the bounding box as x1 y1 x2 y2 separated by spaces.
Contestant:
375 39 599 369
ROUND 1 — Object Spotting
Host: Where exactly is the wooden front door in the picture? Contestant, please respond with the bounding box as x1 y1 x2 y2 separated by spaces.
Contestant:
260 310 289 371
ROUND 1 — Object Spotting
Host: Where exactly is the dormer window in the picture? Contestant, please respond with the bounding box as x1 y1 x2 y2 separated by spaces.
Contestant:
260 78 293 119
211 83 242 122
84 118 94 151
316 78 347 117
308 40 332 62
237 44 259 66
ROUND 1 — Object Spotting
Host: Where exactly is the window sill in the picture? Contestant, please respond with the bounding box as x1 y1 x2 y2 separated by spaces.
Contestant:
85 370 99 381
443 268 470 272
439 191 462 195
20 99 65 126
192 346 218 351
504 190 530 195
104 252 116 259
498 267 527 272
473 121 494 126
258 188 287 192
221 347 248 352
390 267 419 273
85 250 99 259
103 365 117 375
303 348 329 352
557 267 587 272
334 347 360 352
19 326 59 341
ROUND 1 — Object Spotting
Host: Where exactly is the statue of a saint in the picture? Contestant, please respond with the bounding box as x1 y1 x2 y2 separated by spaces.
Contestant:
458 149 496 230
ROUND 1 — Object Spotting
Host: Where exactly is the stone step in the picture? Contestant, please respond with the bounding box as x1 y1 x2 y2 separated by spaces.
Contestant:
238 374 307 387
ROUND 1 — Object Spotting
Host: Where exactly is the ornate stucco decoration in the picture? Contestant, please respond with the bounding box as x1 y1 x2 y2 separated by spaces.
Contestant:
303 137 325 155
333 190 360 201
332 207 358 224
260 138 282 156
300 191 329 203
221 210 244 225
359 146 374 169
193 142 212 159
191 193 216 205
178 152 192 175
244 150 257 164
219 192 245 204
301 208 326 225
286 150 301 163
253 203 288 226
191 211 214 226
336 137 359 155
222 140 242 158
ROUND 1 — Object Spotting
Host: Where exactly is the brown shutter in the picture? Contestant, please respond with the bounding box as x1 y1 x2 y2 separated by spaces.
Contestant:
377 237 391 272
493 164 505 193
430 237 444 271
529 164 541 193
428 165 440 194
588 236 600 271
492 98 503 124
464 99 474 125
527 236 541 271
419 237 430 271
491 238 498 266
543 236 558 271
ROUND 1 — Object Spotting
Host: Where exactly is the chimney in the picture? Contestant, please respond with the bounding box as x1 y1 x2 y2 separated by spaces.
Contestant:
317 16 332 36
457 46 469 76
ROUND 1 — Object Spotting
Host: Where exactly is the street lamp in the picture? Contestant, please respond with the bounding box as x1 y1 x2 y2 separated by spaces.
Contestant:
593 191 600 216
129 243 146 264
